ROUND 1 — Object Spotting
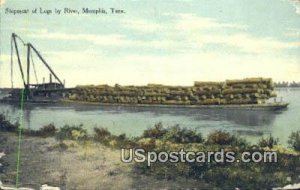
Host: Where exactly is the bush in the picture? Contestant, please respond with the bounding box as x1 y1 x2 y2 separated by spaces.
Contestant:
258 135 279 148
142 122 167 139
93 127 134 148
23 123 57 138
0 114 18 132
36 123 57 137
94 127 112 143
288 131 300 151
206 131 248 147
117 133 127 141
203 166 289 189
163 125 204 143
56 124 87 141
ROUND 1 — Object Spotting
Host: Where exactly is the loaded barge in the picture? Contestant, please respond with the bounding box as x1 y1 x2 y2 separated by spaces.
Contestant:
0 33 289 110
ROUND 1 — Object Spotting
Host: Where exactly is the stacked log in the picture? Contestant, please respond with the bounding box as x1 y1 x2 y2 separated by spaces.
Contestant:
68 78 276 105
223 77 275 104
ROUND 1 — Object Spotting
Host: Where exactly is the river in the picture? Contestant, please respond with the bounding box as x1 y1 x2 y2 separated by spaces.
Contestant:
0 88 299 145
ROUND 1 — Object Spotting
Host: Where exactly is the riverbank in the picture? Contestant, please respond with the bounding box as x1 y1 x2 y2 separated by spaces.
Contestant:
0 114 299 189
0 132 212 190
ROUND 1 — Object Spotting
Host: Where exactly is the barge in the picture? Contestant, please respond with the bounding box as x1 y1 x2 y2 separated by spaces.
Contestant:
0 33 289 111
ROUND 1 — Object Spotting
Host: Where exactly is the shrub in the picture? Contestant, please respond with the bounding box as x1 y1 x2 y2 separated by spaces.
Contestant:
56 124 87 141
93 128 133 148
94 127 112 143
258 135 279 148
142 122 167 139
34 123 57 137
288 131 300 151
163 125 204 143
71 129 86 141
0 114 18 132
0 114 57 138
207 131 236 145
203 166 289 189
142 123 203 144
117 133 127 141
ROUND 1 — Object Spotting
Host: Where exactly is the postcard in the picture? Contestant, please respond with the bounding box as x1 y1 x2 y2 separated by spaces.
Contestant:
0 0 299 189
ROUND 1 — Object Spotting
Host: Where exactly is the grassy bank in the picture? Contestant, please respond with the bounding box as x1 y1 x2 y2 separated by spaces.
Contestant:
0 113 299 189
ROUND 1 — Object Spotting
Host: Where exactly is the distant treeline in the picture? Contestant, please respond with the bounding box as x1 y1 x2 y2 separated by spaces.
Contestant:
274 81 300 88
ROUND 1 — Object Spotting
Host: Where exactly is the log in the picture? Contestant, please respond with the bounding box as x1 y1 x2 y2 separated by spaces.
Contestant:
222 88 262 95
226 98 255 104
195 89 221 96
118 91 138 96
169 91 190 96
200 98 221 105
229 84 246 89
144 92 167 97
200 95 207 100
71 78 276 105
194 81 224 87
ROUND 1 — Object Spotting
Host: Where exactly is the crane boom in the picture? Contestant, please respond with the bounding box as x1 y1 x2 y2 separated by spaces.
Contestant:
10 33 64 92
28 43 63 85
11 33 26 88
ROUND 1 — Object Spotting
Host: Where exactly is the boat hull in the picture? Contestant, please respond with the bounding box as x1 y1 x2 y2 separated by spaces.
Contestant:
62 101 289 111
0 98 288 111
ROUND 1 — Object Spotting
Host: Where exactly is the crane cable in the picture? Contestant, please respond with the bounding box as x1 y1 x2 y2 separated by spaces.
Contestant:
10 36 14 89
14 34 26 46
10 34 33 88
30 50 39 84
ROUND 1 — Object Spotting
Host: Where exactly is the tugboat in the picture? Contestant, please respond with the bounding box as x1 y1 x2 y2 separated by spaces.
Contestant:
1 33 66 103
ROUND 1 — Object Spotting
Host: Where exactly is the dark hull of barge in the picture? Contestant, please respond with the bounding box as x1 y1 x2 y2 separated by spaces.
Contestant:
0 98 289 111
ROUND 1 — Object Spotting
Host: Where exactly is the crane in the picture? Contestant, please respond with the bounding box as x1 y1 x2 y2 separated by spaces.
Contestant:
10 33 64 99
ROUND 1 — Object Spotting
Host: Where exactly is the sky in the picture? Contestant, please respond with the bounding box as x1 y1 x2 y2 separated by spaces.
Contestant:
0 0 299 88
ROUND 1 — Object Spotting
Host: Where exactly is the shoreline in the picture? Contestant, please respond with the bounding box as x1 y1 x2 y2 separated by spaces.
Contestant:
0 114 299 189
0 132 212 190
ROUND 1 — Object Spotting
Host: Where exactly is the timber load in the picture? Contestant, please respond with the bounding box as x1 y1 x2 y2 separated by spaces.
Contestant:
66 78 277 105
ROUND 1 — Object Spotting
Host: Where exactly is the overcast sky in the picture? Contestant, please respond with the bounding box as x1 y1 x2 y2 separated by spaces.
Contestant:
0 0 299 87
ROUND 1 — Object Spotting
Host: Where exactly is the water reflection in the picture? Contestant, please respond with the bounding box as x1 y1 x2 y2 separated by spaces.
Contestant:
0 102 278 128
1 89 299 145
73 104 278 127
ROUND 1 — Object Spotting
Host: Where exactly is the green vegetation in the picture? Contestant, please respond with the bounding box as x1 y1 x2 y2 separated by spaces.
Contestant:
206 130 248 147
142 122 167 139
134 127 299 189
142 122 204 143
0 114 19 132
0 114 57 138
23 123 57 138
258 135 279 148
93 127 133 148
56 124 88 141
0 113 299 189
288 130 300 151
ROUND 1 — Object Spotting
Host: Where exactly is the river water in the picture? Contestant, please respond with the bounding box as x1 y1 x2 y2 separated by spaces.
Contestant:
0 88 299 145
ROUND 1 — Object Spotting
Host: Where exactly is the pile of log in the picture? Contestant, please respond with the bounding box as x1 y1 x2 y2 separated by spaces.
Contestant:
223 78 275 104
67 78 276 105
